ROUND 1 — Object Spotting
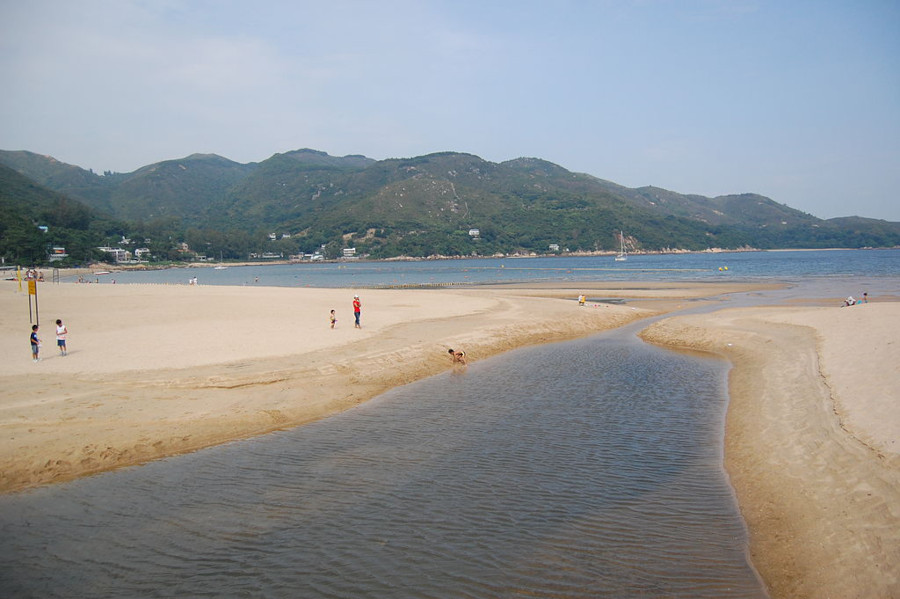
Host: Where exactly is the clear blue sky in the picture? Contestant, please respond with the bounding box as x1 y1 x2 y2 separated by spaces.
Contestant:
2 1 898 221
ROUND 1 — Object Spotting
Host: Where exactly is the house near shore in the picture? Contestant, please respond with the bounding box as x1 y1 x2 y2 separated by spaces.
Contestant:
290 252 325 262
97 246 131 263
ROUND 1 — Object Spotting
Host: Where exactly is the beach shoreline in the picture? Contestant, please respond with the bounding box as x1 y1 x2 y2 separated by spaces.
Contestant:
9 246 878 283
5 280 744 492
2 279 898 597
640 301 900 599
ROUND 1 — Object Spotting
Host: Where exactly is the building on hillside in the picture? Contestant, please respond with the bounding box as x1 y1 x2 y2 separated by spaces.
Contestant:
97 247 131 263
48 247 69 262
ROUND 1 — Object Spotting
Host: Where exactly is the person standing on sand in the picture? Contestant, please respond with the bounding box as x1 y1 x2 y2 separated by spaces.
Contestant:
30 325 41 362
55 319 68 356
330 309 337 329
353 295 361 328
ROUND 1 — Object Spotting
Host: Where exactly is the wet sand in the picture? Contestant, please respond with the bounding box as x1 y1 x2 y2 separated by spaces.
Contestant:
2 280 692 492
2 279 897 597
641 301 900 599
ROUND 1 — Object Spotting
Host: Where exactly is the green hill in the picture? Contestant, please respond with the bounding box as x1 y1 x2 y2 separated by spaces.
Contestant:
1 148 898 262
0 150 116 214
111 153 255 223
0 164 121 264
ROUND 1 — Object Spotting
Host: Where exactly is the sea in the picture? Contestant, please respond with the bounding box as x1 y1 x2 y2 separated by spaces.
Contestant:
70 248 900 288
1 249 897 598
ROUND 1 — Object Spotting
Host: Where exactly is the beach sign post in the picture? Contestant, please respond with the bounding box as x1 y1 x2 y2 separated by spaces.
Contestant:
28 279 39 325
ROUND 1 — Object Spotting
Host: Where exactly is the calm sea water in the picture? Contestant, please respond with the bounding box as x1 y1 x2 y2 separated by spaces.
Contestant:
2 250 896 597
73 249 900 288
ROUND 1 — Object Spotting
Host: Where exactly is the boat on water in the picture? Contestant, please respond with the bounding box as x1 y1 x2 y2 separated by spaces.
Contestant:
615 231 627 261
213 266 228 270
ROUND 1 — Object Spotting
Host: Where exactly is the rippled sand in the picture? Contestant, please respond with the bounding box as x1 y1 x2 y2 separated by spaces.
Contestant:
2 279 898 598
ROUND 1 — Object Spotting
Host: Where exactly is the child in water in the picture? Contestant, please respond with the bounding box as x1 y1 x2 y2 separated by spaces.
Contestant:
448 348 467 365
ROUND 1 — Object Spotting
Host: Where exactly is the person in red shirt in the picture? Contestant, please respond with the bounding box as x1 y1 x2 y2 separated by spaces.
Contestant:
353 295 361 328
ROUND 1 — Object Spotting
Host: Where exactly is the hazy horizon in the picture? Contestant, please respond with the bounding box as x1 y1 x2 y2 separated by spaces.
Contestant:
2 1 898 221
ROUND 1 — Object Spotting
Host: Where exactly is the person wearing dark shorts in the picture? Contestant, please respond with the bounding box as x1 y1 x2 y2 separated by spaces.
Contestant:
55 319 68 356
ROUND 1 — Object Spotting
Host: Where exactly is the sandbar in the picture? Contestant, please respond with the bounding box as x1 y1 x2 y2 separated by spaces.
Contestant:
2 278 897 598
4 279 732 491
641 301 900 599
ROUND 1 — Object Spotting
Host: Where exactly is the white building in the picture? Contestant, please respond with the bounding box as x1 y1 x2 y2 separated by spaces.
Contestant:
48 247 69 262
97 247 131 263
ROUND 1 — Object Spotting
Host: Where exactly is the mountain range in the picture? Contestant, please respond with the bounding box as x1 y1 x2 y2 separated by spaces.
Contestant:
1 148 898 264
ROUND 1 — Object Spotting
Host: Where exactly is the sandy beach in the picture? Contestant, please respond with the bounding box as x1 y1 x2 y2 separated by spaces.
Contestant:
2 278 898 597
3 279 703 492
641 301 900 599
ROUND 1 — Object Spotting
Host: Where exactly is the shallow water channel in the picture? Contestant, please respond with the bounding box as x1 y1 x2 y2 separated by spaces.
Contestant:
0 320 768 598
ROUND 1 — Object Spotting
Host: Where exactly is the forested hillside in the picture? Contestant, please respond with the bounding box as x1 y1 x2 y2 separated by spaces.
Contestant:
1 148 897 265
0 164 121 264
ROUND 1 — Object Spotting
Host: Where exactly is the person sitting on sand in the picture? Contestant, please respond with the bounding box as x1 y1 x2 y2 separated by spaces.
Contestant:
448 348 467 365
843 296 856 307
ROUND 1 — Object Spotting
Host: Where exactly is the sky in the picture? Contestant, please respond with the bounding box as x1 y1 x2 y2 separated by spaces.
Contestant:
2 1 899 221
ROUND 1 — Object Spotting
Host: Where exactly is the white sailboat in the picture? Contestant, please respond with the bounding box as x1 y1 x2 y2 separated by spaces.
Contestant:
615 231 627 261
